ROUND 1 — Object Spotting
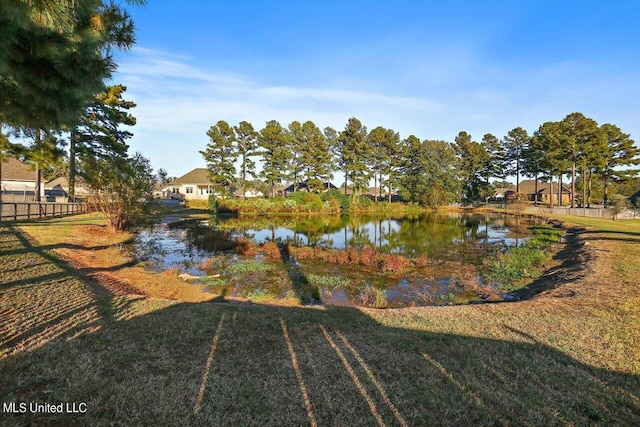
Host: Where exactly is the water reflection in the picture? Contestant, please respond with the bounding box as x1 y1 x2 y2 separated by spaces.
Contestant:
131 213 533 308
218 213 529 260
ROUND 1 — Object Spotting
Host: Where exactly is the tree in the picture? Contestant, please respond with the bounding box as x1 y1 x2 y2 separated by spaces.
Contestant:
156 168 168 185
234 121 259 200
338 117 371 199
599 124 639 207
399 136 460 207
560 112 601 208
72 84 136 199
454 131 489 202
531 121 568 208
300 120 333 192
258 120 290 197
83 152 155 231
1 1 138 201
200 120 237 196
480 133 507 201
367 126 400 202
503 127 530 193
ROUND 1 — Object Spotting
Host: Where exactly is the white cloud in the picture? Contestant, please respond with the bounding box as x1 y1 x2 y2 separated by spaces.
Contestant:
114 46 640 178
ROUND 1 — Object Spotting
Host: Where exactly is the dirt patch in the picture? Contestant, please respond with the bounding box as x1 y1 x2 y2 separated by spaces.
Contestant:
57 252 146 297
509 224 595 300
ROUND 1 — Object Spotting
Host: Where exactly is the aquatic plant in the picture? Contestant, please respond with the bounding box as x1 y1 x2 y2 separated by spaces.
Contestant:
201 276 226 288
227 260 275 274
307 274 351 289
245 288 271 302
356 285 387 308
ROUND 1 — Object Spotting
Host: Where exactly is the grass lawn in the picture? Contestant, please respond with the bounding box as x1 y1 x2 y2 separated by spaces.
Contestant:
0 212 639 425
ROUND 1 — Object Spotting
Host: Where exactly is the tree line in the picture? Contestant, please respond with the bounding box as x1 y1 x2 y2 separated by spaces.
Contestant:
202 114 639 207
1 1 153 229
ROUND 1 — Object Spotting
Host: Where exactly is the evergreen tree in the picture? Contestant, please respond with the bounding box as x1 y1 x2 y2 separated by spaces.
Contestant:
531 121 567 207
454 131 489 202
72 84 135 199
480 133 507 200
399 136 460 207
300 120 333 192
337 117 370 198
600 123 639 206
287 121 305 191
503 127 530 193
201 120 237 196
234 120 259 200
258 120 291 197
560 112 601 207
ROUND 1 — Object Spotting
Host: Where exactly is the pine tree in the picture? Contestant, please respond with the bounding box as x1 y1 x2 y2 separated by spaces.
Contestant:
72 84 136 199
338 117 370 199
300 120 333 192
201 120 237 196
600 124 639 206
454 131 489 202
503 127 530 193
234 121 259 200
258 120 290 197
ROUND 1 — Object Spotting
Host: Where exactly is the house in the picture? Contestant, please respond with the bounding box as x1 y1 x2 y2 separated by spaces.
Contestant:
44 176 90 202
161 168 219 200
283 180 338 195
233 188 264 198
505 179 572 205
0 158 41 202
629 190 640 208
493 187 511 200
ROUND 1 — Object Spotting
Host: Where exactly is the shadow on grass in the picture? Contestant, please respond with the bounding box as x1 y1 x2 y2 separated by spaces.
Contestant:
1 226 639 426
2 222 640 426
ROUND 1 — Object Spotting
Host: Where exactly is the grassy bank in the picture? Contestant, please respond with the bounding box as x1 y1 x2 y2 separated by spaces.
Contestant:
0 212 638 425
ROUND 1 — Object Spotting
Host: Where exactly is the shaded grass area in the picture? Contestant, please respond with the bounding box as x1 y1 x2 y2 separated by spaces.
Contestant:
0 214 639 425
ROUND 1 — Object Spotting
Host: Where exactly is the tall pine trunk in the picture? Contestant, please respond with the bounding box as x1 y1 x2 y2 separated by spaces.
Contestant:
571 162 576 208
34 130 41 203
69 131 77 201
549 172 554 208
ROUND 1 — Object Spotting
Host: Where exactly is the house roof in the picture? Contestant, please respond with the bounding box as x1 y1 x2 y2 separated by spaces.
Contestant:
171 168 212 185
1 158 34 181
508 180 571 195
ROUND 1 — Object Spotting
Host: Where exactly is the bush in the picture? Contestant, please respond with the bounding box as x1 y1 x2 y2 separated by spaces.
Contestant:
322 189 350 211
84 152 154 231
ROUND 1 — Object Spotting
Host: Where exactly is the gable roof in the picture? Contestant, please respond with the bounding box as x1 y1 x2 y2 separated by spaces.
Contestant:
171 168 212 185
508 179 571 195
1 158 34 181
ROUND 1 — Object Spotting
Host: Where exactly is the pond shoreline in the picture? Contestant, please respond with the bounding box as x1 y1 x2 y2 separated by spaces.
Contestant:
137 207 585 308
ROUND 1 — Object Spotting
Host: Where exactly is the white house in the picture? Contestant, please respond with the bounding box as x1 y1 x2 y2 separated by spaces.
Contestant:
162 168 218 200
0 158 42 202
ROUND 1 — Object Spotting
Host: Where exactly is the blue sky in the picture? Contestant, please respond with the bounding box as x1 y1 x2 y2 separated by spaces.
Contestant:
113 0 640 178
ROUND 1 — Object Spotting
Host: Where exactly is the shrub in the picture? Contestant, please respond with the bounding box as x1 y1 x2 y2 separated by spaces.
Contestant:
235 237 257 256
415 254 429 268
282 199 297 210
381 254 410 273
259 242 282 260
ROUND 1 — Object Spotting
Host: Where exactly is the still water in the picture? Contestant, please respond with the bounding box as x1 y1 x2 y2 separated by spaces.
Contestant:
132 213 533 307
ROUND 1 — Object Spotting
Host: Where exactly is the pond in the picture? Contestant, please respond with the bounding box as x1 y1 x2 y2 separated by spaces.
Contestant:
131 212 536 308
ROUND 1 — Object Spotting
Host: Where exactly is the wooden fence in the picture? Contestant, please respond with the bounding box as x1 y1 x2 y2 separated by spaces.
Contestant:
0 202 90 221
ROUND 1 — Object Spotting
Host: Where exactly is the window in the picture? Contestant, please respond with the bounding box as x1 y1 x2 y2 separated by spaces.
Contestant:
186 187 193 194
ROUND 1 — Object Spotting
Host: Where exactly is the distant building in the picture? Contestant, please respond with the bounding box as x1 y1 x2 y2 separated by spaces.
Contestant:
283 180 337 195
505 180 572 205
0 158 40 202
44 176 90 202
159 168 219 200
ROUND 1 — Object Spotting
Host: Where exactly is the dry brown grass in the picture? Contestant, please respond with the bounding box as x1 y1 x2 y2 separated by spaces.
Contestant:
1 212 638 425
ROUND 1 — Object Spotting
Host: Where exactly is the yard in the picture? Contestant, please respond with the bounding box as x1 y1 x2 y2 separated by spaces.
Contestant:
0 212 639 425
